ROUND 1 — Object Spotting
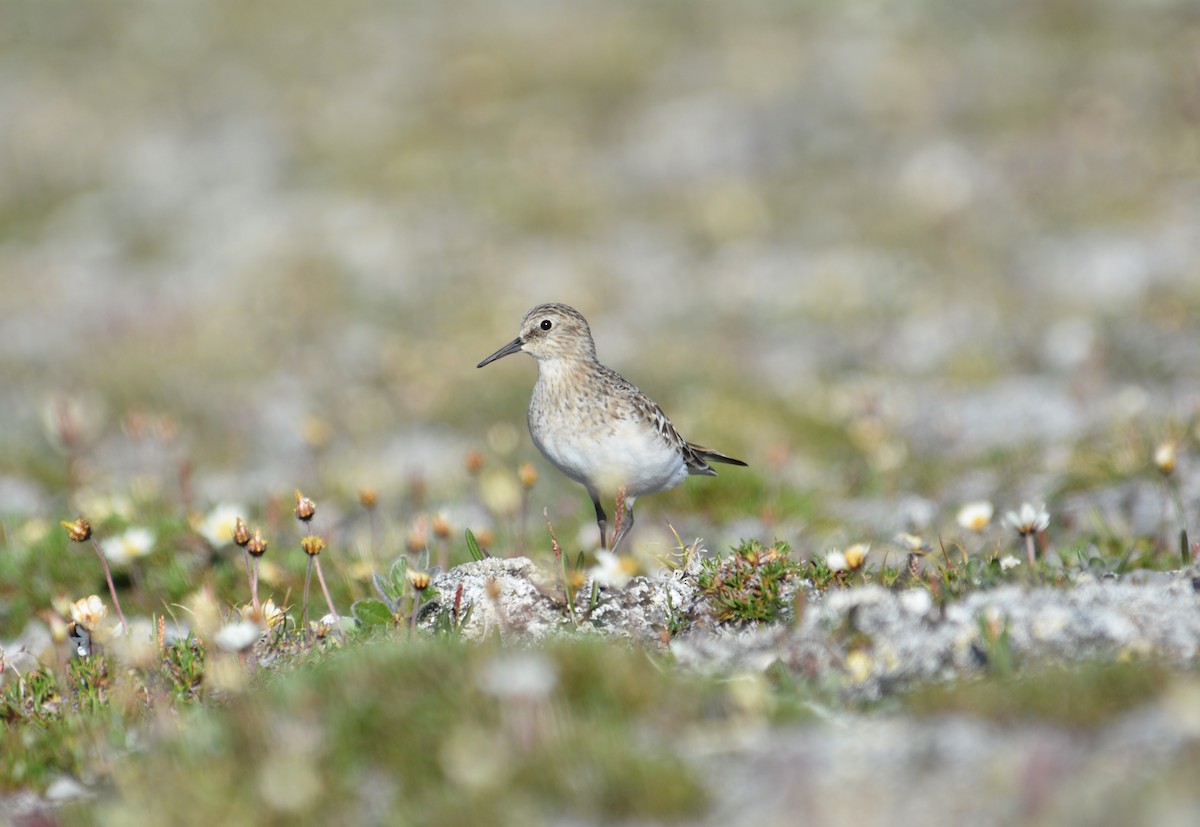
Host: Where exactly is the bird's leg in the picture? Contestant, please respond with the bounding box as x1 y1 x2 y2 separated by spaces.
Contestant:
591 495 608 550
610 493 636 552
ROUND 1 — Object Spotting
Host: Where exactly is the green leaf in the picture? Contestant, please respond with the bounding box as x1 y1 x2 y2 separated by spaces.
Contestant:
351 598 394 627
465 529 485 562
389 557 410 593
371 572 398 610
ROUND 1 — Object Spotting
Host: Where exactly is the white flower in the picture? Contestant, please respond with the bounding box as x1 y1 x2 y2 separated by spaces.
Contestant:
1154 441 1177 475
894 532 929 553
241 599 286 630
587 549 637 589
826 550 848 572
999 555 1022 571
69 595 108 631
1002 503 1050 536
956 501 994 532
214 620 262 653
196 503 246 548
100 526 156 566
842 543 869 570
845 650 873 683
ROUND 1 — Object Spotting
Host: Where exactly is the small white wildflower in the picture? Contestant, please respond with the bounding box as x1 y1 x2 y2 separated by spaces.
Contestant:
241 599 286 630
587 549 637 589
999 555 1022 571
957 501 995 532
845 650 873 684
842 543 869 571
214 620 262 653
1154 441 1177 475
826 550 848 572
894 532 929 553
100 526 156 566
263 599 285 629
69 595 108 631
1002 503 1050 536
196 503 246 548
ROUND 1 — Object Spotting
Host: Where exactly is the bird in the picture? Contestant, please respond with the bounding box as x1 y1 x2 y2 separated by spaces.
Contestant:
477 302 746 551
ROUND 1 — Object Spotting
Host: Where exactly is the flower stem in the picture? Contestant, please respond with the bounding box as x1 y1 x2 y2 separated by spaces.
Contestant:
89 537 128 634
243 547 261 616
545 509 576 624
313 557 340 625
1167 480 1188 539
1024 532 1037 568
303 556 313 636
252 557 261 616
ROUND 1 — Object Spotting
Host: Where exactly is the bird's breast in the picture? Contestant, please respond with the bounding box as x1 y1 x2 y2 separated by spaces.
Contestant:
527 378 687 497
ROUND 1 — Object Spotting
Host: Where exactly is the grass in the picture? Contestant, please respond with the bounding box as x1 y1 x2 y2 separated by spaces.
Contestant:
904 660 1174 731
63 636 717 827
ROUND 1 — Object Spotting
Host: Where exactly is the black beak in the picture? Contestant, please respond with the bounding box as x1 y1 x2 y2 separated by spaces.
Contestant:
477 337 524 368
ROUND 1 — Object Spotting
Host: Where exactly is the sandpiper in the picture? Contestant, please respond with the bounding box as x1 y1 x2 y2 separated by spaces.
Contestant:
477 302 746 551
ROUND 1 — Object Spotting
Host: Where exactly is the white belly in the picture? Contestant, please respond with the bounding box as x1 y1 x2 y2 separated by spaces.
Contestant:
530 415 689 498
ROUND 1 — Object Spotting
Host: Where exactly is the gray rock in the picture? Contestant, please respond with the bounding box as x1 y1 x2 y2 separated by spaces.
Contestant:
427 557 1200 703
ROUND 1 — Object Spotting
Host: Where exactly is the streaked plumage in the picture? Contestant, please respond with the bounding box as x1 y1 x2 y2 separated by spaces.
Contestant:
477 302 746 551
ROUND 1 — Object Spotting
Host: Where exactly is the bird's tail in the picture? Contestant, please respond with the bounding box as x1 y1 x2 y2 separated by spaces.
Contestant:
686 443 748 475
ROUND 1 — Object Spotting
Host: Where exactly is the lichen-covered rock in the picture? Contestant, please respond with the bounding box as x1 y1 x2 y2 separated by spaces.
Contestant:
427 557 1200 701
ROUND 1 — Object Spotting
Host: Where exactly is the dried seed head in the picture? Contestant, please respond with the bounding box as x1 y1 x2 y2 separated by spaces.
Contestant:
246 529 268 557
517 461 539 489
406 530 428 554
358 487 379 509
232 517 252 547
300 535 325 556
294 489 316 522
407 570 431 591
431 512 452 540
465 449 485 475
61 517 92 543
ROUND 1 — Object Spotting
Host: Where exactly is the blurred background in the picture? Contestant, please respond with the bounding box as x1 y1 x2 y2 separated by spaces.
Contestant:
2 0 1198 555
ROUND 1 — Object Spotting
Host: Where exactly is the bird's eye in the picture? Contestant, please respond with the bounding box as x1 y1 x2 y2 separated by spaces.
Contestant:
540 319 552 331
